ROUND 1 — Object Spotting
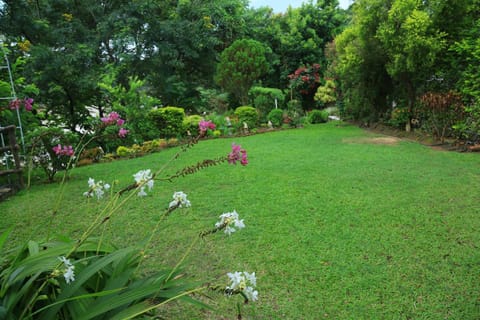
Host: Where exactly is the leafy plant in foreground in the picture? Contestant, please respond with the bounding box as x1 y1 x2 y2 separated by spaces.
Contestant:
0 123 257 319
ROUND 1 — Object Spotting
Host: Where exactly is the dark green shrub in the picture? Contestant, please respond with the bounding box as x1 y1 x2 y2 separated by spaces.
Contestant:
234 106 259 129
249 87 285 121
149 106 185 138
267 109 284 127
308 109 329 124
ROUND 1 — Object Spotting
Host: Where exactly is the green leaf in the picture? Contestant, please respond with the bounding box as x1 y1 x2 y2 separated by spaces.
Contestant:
0 227 13 252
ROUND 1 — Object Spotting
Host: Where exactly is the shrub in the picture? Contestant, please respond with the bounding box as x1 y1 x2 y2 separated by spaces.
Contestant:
388 107 410 129
183 115 204 136
25 127 78 182
79 147 104 163
267 109 284 127
149 106 186 138
234 106 259 129
308 109 329 124
285 99 305 127
453 103 480 144
314 79 337 108
116 145 133 157
249 87 285 121
418 91 464 143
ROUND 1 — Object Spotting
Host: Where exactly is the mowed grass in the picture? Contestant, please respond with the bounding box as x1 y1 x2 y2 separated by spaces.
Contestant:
1 122 480 319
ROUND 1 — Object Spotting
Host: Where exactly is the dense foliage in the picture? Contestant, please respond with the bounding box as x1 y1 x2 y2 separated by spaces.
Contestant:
334 0 480 142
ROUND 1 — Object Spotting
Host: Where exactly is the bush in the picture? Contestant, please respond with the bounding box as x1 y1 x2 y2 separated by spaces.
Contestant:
149 106 185 138
25 127 78 182
234 106 259 129
249 87 285 121
308 109 329 124
453 103 480 144
267 109 284 127
79 147 104 163
418 91 464 143
388 107 410 129
116 145 134 157
285 99 305 127
183 115 204 136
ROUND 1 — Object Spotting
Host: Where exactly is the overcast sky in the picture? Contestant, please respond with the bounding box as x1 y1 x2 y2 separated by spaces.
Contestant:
249 0 353 12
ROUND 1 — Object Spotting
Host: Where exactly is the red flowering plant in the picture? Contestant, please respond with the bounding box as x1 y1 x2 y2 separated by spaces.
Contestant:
288 63 322 97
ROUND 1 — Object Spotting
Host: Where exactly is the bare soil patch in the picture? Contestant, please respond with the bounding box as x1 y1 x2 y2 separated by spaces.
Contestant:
343 136 401 145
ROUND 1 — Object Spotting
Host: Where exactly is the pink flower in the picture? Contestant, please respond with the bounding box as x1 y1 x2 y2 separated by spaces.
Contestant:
53 144 74 156
53 144 62 155
63 145 74 156
118 128 129 138
24 98 34 111
228 143 248 166
9 99 21 110
101 112 125 126
199 120 216 133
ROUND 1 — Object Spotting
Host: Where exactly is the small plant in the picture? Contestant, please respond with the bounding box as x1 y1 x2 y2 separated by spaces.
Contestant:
267 109 284 127
388 106 410 129
183 115 204 136
308 109 329 124
249 86 285 121
234 106 259 130
418 91 464 143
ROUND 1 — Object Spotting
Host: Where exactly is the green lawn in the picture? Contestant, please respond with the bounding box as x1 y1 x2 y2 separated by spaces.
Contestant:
2 122 480 319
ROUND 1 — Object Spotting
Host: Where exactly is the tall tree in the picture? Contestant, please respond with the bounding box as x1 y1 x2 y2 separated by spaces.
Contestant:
215 39 270 105
377 0 445 129
334 0 392 120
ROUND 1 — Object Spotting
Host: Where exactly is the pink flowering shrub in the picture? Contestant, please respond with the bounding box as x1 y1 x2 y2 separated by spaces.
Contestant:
26 111 129 182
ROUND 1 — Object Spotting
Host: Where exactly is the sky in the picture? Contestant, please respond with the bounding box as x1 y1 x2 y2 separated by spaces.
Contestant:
249 0 353 12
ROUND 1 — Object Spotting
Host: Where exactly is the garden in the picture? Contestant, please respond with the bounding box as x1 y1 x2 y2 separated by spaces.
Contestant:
1 0 479 319
1 123 480 319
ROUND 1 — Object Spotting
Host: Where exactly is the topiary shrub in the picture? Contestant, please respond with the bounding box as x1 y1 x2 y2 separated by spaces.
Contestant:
234 106 259 129
149 106 185 138
249 87 285 122
267 109 284 127
308 109 329 124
